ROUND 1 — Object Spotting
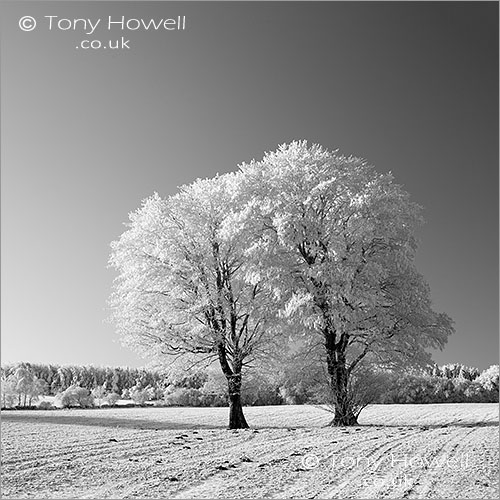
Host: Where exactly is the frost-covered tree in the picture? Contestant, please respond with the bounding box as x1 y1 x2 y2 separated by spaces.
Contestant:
477 365 499 392
105 392 121 406
13 364 35 407
239 141 454 425
1 374 17 408
0 364 47 407
91 384 107 407
27 378 47 406
130 386 150 405
58 386 94 408
109 175 280 428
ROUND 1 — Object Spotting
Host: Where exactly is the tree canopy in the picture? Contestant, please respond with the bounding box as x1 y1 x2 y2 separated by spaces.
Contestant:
109 141 454 426
109 175 281 428
238 141 454 424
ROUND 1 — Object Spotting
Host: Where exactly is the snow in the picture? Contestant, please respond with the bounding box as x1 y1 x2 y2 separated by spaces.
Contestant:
1 404 498 499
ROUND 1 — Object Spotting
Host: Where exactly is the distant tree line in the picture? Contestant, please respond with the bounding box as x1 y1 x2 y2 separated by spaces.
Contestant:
1 361 498 409
274 361 499 406
379 364 499 404
0 363 165 407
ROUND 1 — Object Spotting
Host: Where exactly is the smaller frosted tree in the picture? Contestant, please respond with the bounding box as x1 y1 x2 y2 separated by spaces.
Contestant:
105 392 121 406
109 175 280 428
477 365 499 392
130 387 150 405
27 378 47 406
91 384 107 407
58 386 94 408
1 375 17 408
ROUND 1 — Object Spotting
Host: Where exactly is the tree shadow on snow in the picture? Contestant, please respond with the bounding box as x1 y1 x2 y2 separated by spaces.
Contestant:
0 412 222 430
3 412 497 431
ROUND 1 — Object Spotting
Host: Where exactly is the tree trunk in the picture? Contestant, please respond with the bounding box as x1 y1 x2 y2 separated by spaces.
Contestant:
227 373 249 429
326 337 358 426
217 342 249 429
331 392 358 426
229 392 249 429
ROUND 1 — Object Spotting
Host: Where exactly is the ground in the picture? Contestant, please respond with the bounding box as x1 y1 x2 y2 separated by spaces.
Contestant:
1 404 498 499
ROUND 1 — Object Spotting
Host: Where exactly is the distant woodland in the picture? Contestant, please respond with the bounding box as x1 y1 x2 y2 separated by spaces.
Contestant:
1 361 498 409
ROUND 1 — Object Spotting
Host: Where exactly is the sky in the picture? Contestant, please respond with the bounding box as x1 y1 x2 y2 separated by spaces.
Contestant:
1 1 498 371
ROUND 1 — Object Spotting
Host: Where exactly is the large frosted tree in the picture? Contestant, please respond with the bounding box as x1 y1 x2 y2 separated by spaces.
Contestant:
109 175 278 428
239 141 454 425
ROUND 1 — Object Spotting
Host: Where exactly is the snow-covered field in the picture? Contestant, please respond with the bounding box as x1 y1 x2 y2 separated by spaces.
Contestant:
1 404 498 499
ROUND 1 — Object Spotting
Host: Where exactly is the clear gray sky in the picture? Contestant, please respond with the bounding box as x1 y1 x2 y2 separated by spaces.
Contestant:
1 1 498 370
